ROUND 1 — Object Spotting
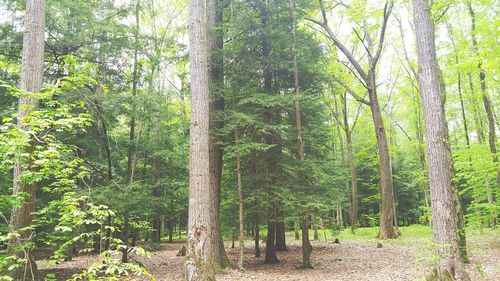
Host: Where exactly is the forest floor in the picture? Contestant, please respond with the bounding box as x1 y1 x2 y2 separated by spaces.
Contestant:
39 226 500 281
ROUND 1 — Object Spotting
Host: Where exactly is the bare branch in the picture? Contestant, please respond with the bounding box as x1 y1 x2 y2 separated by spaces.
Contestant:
332 75 370 106
307 0 368 80
372 1 394 67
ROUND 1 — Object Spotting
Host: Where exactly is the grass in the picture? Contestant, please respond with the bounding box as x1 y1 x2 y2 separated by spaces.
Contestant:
286 224 500 243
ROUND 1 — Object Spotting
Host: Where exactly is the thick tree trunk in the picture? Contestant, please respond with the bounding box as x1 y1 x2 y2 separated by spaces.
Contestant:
264 208 279 264
207 0 230 268
8 0 45 279
413 1 469 279
185 0 216 279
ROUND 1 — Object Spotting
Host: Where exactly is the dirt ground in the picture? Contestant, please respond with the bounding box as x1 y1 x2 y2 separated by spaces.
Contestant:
39 235 500 281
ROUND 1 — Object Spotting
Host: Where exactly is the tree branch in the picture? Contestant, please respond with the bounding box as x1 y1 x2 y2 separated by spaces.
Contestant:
372 1 394 67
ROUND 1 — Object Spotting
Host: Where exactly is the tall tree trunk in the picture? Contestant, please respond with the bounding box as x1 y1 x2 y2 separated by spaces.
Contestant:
94 100 113 181
8 1 45 280
259 1 279 265
127 0 141 186
185 0 216 279
468 2 498 227
290 0 313 268
207 0 230 268
343 99 358 231
121 0 141 264
412 1 469 279
368 84 397 239
235 129 244 271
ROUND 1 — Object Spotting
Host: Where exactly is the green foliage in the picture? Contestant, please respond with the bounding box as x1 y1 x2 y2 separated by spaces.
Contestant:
70 248 155 281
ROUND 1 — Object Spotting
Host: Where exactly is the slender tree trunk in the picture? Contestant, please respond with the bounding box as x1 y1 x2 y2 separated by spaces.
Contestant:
168 220 174 243
275 208 287 251
121 216 129 263
235 129 244 270
8 1 45 279
254 220 261 257
95 100 113 181
185 0 216 279
368 84 397 239
344 116 358 231
468 2 498 227
127 0 141 186
207 0 230 268
320 217 327 242
290 0 313 268
294 220 300 240
413 1 469 279
312 211 319 240
301 212 313 268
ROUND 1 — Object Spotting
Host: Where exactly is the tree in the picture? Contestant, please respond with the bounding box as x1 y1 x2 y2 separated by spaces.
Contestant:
412 0 469 279
185 0 216 279
289 0 313 268
311 0 398 238
207 0 230 268
468 1 498 228
7 0 46 279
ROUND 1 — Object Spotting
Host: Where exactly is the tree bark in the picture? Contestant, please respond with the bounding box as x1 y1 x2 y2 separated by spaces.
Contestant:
185 0 216 279
8 0 45 279
412 1 469 279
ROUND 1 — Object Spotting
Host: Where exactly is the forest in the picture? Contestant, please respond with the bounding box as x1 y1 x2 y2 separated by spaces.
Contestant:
0 0 498 280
